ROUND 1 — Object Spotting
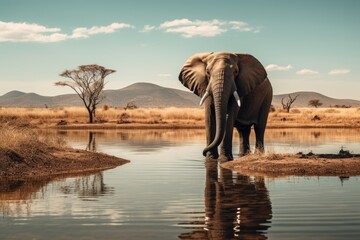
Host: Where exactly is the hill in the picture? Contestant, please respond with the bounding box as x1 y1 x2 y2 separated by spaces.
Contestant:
1 83 359 108
273 92 360 108
103 82 199 107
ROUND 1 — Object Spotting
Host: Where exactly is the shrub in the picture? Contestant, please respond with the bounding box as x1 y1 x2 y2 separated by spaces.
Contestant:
124 102 138 110
118 113 130 124
269 105 276 112
291 108 301 113
102 104 109 111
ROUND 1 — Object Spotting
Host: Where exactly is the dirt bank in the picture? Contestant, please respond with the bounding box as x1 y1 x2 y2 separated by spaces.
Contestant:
0 121 129 179
0 148 129 179
222 152 360 177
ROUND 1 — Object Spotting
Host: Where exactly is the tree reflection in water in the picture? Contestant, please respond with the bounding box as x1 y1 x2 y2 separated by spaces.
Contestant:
59 172 112 197
179 161 272 240
0 171 110 217
86 131 96 152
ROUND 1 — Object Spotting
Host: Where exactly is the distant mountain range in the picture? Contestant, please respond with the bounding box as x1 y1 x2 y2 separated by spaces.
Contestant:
0 83 200 108
1 82 359 108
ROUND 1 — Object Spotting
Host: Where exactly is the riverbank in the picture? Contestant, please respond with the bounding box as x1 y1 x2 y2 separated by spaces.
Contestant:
0 122 129 179
1 107 360 129
222 152 360 177
1 148 129 179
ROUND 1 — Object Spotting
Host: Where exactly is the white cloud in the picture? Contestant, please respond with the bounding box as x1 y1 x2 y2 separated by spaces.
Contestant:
229 21 253 32
71 23 133 39
0 21 66 42
328 68 351 75
296 69 319 75
159 19 226 38
166 25 226 38
265 64 293 72
157 18 258 38
0 21 133 42
140 25 156 32
158 73 172 77
160 19 194 28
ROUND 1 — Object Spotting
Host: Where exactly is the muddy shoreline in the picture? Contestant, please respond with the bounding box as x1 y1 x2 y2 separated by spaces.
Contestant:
0 148 129 180
222 153 360 177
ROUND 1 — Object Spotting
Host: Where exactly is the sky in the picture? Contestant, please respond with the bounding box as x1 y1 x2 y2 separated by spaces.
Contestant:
0 0 359 99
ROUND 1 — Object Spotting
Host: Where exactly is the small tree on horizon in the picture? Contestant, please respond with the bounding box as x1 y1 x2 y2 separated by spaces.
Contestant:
308 99 323 108
55 64 115 123
281 94 299 113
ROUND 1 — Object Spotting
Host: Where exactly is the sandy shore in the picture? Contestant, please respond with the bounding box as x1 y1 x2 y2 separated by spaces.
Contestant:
0 148 129 179
222 153 360 177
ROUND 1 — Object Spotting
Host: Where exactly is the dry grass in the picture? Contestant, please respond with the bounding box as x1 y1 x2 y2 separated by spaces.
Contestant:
0 107 89 124
0 106 205 126
0 106 359 128
0 122 66 155
268 107 360 128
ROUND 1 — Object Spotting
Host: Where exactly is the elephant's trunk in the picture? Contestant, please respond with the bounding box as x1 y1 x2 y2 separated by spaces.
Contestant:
202 70 230 157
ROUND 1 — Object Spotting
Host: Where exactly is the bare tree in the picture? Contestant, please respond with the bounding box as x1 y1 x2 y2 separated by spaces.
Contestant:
281 94 299 113
55 64 115 123
308 99 323 108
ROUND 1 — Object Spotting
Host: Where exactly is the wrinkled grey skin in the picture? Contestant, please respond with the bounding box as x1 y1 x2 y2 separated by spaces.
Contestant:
179 52 273 160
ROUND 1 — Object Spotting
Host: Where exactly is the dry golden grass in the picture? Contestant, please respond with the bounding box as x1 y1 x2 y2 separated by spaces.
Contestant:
0 106 205 127
268 107 360 128
0 122 66 154
0 106 359 128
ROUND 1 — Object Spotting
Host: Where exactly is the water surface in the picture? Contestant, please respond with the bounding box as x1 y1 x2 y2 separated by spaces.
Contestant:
1 129 359 239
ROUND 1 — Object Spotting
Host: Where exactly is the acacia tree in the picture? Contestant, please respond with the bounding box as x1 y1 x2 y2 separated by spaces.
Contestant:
56 64 115 123
308 99 323 108
281 94 299 113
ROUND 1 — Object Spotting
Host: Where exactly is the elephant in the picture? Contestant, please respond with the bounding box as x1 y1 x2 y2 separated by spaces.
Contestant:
178 52 273 160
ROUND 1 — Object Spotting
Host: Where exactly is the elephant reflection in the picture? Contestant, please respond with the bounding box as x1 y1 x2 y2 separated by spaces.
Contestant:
179 161 272 240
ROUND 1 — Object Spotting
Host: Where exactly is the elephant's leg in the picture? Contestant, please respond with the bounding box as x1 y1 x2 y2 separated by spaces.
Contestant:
219 102 238 161
204 97 218 159
236 126 251 156
254 90 272 153
254 124 265 153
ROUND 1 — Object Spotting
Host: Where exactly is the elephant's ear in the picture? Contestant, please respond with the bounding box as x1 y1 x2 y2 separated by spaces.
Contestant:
235 54 268 96
178 52 212 97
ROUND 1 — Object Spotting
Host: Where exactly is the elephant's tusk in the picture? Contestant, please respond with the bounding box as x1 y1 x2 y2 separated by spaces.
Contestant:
199 91 210 106
233 91 241 107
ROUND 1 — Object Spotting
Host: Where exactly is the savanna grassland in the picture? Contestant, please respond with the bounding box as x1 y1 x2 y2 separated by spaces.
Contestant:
1 106 360 129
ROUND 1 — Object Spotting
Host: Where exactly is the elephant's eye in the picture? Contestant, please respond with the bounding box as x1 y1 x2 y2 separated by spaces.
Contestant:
229 64 238 75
